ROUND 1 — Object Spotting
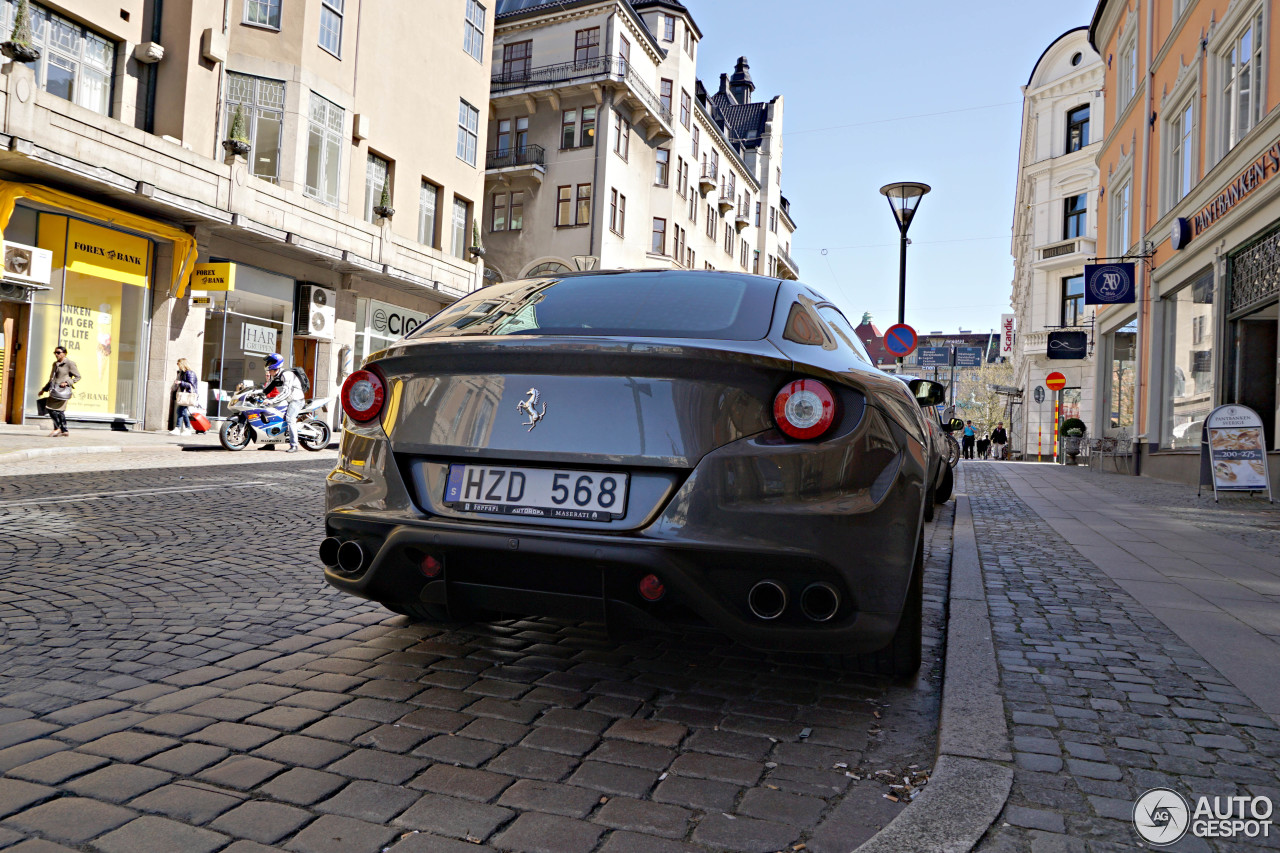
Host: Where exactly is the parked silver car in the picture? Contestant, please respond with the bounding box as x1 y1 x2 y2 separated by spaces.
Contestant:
322 271 951 674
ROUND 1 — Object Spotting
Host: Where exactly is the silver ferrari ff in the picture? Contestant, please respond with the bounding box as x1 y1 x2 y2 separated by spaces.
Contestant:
322 271 952 675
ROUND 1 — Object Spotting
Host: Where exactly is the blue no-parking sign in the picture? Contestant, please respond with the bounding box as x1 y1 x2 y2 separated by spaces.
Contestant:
883 324 918 358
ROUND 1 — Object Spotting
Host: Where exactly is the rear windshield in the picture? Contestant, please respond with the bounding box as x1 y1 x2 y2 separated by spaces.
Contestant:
408 272 779 341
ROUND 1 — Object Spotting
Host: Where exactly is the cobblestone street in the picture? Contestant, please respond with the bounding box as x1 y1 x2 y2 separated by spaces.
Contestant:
0 455 948 853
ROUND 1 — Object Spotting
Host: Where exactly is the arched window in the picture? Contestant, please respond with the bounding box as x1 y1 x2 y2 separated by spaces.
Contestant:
1066 104 1090 153
524 261 572 277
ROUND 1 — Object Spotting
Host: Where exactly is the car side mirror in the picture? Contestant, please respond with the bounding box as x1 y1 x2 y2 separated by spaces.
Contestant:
907 379 947 408
943 417 965 432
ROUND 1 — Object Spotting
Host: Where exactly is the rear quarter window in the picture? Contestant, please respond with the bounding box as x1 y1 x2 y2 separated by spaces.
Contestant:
409 272 779 341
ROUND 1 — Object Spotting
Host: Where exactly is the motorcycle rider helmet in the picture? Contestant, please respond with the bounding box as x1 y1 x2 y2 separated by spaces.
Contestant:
264 353 285 370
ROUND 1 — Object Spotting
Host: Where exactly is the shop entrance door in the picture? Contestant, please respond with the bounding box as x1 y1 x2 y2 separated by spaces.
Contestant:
1230 304 1278 450
0 300 27 423
292 337 317 399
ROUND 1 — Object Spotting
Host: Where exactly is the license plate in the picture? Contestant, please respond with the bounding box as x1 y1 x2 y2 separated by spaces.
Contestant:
444 464 629 521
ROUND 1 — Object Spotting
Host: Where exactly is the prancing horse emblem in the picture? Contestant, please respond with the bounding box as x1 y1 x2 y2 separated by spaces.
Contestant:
517 388 547 431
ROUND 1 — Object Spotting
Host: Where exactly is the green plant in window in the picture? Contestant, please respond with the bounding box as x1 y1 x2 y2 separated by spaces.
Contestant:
2 0 42 64
373 184 395 220
223 105 251 156
469 221 485 257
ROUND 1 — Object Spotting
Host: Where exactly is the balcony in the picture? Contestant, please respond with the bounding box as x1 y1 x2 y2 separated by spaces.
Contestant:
717 194 735 214
735 204 750 229
491 56 673 142
485 144 545 185
776 248 799 280
698 167 717 195
1035 236 1095 268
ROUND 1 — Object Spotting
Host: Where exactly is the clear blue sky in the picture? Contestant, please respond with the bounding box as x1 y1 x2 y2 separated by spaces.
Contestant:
694 0 1098 335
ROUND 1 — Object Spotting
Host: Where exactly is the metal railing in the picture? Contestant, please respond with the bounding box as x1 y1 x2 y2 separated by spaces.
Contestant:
485 144 545 170
492 56 672 125
699 165 718 184
777 247 799 274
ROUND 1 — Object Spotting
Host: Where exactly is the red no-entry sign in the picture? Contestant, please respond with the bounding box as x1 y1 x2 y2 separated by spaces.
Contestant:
1046 371 1067 391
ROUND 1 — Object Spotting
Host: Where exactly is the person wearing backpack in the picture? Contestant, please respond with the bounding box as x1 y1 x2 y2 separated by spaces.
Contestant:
263 353 305 453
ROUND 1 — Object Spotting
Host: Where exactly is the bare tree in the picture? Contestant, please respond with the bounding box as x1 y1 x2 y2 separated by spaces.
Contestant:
954 360 1014 435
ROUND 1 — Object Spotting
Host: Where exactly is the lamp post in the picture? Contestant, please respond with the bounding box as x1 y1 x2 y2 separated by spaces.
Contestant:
878 181 931 338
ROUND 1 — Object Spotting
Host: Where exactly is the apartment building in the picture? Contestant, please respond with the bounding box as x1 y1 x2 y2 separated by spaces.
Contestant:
1009 28 1107 461
0 0 490 432
480 0 797 283
1091 0 1279 488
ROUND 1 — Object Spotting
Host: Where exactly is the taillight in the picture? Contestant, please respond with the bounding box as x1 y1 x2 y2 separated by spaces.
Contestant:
341 369 385 423
773 379 837 440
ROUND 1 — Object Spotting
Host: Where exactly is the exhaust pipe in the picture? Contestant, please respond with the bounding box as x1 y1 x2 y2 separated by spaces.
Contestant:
336 541 366 573
747 580 788 620
800 582 840 622
319 537 341 568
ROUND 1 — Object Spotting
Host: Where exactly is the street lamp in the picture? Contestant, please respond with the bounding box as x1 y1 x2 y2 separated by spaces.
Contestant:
879 181 931 329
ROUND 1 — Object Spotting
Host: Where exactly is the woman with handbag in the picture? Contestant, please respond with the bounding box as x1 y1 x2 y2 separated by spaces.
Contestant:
171 358 199 435
39 346 79 437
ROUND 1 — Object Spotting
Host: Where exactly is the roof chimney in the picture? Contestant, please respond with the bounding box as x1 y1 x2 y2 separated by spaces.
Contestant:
718 73 735 104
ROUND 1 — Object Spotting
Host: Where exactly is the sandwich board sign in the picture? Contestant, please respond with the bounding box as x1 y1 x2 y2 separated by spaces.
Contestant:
1198 404 1273 502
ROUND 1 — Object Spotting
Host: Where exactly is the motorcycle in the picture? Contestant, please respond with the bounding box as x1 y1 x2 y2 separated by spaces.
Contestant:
218 381 332 452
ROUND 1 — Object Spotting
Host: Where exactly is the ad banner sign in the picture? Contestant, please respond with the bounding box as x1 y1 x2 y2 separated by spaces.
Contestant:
1084 263 1136 305
1199 404 1272 500
1000 314 1015 357
1047 330 1089 359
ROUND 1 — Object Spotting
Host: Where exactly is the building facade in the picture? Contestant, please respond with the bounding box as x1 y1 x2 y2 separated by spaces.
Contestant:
480 0 796 282
1091 0 1280 488
1009 28 1108 461
0 0 491 432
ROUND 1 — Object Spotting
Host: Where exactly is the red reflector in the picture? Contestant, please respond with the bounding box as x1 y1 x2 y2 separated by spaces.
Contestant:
638 574 665 602
421 555 443 578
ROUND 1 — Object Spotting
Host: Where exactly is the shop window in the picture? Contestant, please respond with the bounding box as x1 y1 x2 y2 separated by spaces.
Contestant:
0 1 115 116
305 93 343 206
1107 320 1137 431
225 72 285 184
201 264 295 419
1162 269 1215 448
21 212 152 422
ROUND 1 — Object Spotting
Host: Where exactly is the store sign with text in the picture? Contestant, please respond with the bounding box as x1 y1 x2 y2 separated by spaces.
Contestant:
1084 263 1135 305
1000 313 1015 357
1190 139 1280 239
367 299 430 339
192 263 237 291
66 220 149 288
241 322 278 355
1199 404 1272 499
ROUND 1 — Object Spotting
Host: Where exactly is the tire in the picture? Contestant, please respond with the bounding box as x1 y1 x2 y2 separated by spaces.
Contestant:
840 531 923 677
934 464 954 504
944 434 961 467
384 601 456 622
299 419 331 452
219 420 251 451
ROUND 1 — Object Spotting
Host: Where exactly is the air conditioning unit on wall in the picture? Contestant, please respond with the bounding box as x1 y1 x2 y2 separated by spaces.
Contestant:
295 284 337 340
3 241 53 285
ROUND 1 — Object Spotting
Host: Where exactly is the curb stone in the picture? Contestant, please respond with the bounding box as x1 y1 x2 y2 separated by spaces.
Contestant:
854 487 1013 853
0 445 179 464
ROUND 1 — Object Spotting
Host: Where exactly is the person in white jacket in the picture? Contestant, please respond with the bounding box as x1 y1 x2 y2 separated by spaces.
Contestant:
263 353 304 453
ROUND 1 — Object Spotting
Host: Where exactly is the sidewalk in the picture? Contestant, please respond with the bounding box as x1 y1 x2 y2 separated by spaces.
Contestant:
0 422 218 461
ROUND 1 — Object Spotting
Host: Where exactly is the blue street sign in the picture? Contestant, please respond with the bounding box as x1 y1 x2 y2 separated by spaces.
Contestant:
883 324 918 357
917 346 952 368
954 346 984 368
1083 263 1136 304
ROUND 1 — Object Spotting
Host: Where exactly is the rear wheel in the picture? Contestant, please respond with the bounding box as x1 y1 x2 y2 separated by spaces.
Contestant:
934 464 954 504
840 531 923 677
299 419 331 451
219 420 250 451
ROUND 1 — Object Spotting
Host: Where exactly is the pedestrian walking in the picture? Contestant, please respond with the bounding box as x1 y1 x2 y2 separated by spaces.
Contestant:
991 422 1008 460
39 346 79 437
977 434 991 459
962 420 976 460
171 358 199 435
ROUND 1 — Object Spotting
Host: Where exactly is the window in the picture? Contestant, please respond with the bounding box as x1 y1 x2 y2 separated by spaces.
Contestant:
692 126 700 160
684 27 694 57
464 0 485 61
576 184 592 225
244 0 281 28
1192 314 1207 345
1117 31 1137 107
562 110 578 149
740 239 749 269
1161 270 1215 448
305 93 343 205
755 202 761 227
676 157 687 198
610 189 626 235
491 192 507 232
660 79 673 114
619 35 630 66
1061 275 1085 326
689 191 697 223
580 107 596 148
1173 0 1192 17
3 3 116 115
557 186 572 226
1109 178 1131 256
724 223 733 255
509 191 524 231
688 249 696 268
451 197 470 259
1219 9 1264 153
560 108 595 149
496 116 529 155
575 27 599 63
680 90 691 128
1166 99 1195 208
710 149 719 180
769 206 778 233
655 149 670 186
652 218 667 254
420 181 440 246
364 153 390 223
753 250 760 274
661 13 674 41
706 204 716 239
613 113 629 159
501 40 531 78
319 0 343 56
225 73 285 183
1066 104 1090 153
457 99 480 165
1063 193 1087 240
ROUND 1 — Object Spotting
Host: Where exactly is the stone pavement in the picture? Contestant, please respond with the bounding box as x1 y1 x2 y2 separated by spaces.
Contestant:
0 457 950 852
961 461 1280 852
